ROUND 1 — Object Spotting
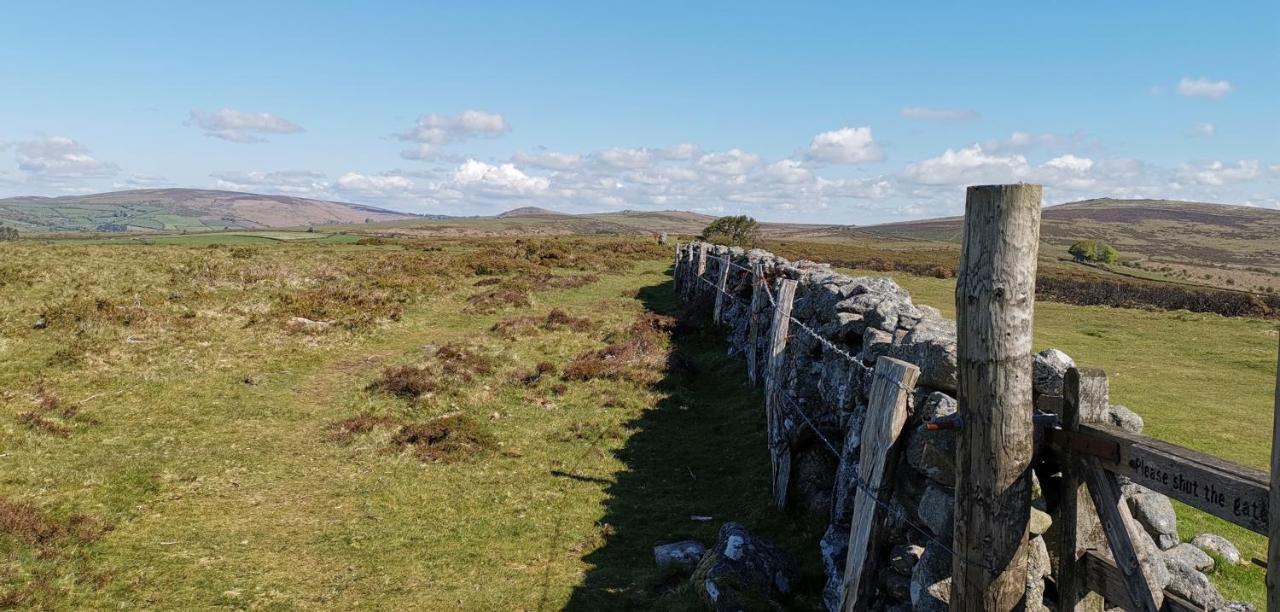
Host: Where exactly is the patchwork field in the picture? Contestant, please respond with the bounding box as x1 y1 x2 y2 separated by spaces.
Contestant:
0 235 1275 608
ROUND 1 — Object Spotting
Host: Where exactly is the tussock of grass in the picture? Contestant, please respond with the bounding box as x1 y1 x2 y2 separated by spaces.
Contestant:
0 498 107 546
434 342 498 380
465 286 532 313
274 285 404 330
367 365 438 398
390 415 495 463
513 361 557 386
562 313 675 384
491 308 595 338
326 414 405 444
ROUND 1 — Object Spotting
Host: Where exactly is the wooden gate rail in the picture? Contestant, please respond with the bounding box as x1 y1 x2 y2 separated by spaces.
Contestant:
1081 552 1200 611
1048 422 1269 536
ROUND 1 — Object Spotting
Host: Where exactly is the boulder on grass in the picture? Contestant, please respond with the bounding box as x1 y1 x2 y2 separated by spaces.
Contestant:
1033 348 1075 396
692 522 799 611
1191 533 1243 566
654 540 707 572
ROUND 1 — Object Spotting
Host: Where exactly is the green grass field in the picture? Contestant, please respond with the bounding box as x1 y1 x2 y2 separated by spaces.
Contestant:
0 237 1274 608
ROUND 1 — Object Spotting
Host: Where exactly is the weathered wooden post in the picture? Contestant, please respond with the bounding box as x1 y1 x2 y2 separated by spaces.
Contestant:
765 278 797 509
713 253 730 322
1067 368 1164 610
1268 334 1280 610
747 261 765 385
952 184 1042 610
840 356 920 611
695 243 708 302
1054 369 1113 611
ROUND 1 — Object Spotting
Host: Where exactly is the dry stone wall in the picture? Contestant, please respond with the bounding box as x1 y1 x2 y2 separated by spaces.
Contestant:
673 242 1242 611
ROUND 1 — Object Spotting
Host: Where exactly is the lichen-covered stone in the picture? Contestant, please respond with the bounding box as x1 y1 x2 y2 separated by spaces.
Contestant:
692 522 800 611
1165 555 1225 610
888 317 957 392
917 484 954 539
910 541 951 612
1123 484 1179 549
1164 543 1214 572
654 540 707 572
1107 403 1145 433
1033 348 1075 396
819 525 849 612
1191 533 1244 566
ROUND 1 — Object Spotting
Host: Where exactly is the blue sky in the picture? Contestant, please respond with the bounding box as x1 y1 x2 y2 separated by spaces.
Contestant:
1 1 1277 223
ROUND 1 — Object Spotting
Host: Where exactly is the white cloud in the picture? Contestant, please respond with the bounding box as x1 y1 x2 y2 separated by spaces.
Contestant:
903 145 1030 185
1176 160 1259 186
1043 154 1094 173
187 108 305 143
452 159 548 193
898 106 980 122
596 147 655 169
1177 77 1232 99
511 150 582 170
808 127 884 164
211 170 329 194
397 110 510 159
982 131 1087 153
13 136 119 178
336 172 415 195
1192 122 1216 138
696 149 761 176
764 159 813 184
660 143 699 160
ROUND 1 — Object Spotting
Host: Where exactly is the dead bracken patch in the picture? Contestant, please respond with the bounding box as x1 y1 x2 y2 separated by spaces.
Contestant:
473 277 503 287
326 414 404 444
435 343 497 380
513 361 557 386
491 308 595 338
16 411 69 437
465 287 531 314
562 312 675 384
0 498 107 546
367 365 438 398
390 415 495 463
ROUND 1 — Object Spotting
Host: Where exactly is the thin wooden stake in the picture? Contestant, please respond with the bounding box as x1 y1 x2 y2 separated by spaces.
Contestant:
765 278 797 510
694 243 708 303
839 357 920 612
1067 368 1164 611
1268 333 1280 611
1056 368 1107 612
952 184 1041 611
747 261 765 386
713 253 730 322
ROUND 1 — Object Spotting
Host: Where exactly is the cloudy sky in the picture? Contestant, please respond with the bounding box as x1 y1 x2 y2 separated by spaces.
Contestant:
2 1 1277 223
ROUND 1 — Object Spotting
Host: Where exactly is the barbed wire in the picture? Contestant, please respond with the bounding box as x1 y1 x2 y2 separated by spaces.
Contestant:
684 256 998 573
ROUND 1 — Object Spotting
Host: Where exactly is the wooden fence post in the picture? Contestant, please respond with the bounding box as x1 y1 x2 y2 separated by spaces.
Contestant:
747 261 765 386
1067 368 1164 611
713 253 730 322
1055 369 1111 611
952 184 1042 611
1268 333 1280 610
695 244 708 302
765 278 797 510
839 357 920 612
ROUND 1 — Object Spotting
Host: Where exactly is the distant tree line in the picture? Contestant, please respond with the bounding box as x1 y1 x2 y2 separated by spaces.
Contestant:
1068 239 1119 265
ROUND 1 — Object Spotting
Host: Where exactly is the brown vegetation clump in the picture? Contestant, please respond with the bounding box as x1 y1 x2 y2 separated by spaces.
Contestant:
529 273 599 290
473 277 503 287
562 312 675 384
390 415 495 463
326 414 404 444
0 498 107 546
466 286 532 314
491 308 595 338
367 365 438 398
275 285 405 330
435 343 497 380
513 361 557 386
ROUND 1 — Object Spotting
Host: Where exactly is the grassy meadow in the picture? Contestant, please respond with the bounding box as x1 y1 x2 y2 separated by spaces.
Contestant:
0 234 1275 608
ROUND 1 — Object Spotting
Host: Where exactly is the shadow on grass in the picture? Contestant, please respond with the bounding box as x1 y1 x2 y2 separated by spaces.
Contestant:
560 273 827 611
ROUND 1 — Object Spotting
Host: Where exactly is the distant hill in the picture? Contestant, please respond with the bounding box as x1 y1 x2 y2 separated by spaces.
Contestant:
855 198 1280 292
496 206 565 217
0 188 420 234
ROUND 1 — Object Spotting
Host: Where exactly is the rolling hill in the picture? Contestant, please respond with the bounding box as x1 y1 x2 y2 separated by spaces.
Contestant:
0 188 420 233
851 198 1280 292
